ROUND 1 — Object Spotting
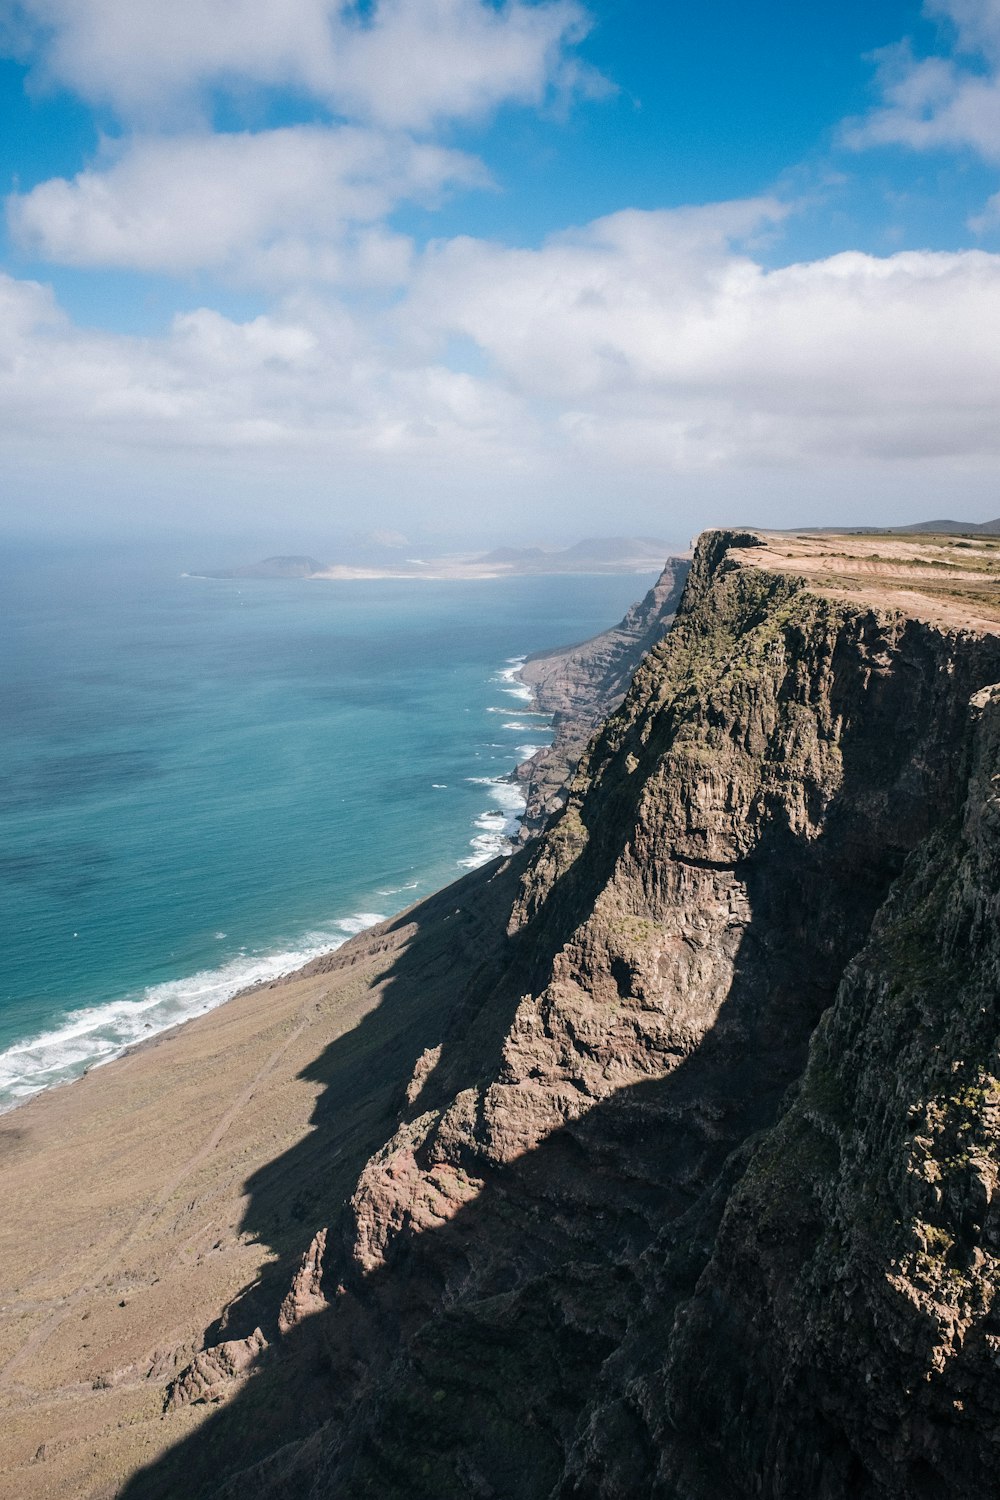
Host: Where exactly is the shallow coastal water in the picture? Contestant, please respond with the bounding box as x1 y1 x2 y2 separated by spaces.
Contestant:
0 542 655 1108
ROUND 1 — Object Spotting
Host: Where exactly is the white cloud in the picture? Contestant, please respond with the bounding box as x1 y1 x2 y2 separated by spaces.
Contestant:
401 207 1000 467
403 201 793 400
0 272 531 467
846 0 1000 162
6 127 485 279
3 206 1000 497
11 0 597 130
929 0 1000 57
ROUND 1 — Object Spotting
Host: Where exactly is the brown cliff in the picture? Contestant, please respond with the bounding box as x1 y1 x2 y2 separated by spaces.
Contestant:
515 555 689 834
3 529 1000 1499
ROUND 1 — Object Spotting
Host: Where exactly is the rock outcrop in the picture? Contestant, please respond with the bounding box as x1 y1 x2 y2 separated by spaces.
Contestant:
166 1327 268 1409
650 677 1000 1499
122 529 1000 1500
278 1229 329 1336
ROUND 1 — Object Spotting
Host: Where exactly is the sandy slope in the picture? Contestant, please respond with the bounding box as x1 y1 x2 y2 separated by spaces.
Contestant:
0 917 424 1498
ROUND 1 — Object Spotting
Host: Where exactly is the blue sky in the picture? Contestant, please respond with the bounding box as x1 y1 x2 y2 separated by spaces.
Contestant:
2 0 1000 543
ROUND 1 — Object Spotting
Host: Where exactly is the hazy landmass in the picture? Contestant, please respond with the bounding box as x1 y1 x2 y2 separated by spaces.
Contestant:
204 524 1000 582
202 536 677 581
205 555 326 579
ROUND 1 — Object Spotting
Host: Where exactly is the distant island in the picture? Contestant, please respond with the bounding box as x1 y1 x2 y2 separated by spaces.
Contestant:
200 536 677 581
207 555 327 579
201 523 1000 582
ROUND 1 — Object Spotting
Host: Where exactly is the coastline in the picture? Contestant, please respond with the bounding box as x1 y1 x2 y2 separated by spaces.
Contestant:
305 564 666 581
4 534 1000 1498
0 658 551 1118
0 557 687 1118
0 890 458 1497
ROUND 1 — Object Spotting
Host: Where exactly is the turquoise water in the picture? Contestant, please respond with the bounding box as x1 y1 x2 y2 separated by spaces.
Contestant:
0 542 656 1109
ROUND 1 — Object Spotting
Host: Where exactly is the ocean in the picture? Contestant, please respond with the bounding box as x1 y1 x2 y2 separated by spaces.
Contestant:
0 541 656 1111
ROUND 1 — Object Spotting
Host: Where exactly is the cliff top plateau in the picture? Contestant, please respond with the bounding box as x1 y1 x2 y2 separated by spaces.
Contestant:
736 528 1000 632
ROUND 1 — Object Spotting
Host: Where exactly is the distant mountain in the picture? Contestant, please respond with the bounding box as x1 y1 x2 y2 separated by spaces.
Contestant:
208 556 325 579
557 536 674 562
891 518 1000 536
477 537 673 573
201 538 677 581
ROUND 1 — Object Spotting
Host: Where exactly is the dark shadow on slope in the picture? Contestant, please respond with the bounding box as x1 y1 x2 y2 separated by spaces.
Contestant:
200 849 537 1345
120 610 1000 1499
117 916 803 1498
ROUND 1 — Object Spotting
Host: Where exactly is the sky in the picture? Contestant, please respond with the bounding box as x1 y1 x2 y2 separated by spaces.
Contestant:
2 0 1000 547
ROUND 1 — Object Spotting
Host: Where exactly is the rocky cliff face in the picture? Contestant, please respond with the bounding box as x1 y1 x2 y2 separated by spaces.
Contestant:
653 678 1000 1500
125 530 1000 1500
516 556 689 834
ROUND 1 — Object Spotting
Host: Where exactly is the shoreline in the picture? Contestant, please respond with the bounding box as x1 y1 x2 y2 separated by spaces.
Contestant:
0 548 680 1118
0 887 458 1495
0 658 552 1118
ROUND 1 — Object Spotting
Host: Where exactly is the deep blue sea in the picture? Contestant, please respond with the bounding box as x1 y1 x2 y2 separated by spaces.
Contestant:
0 541 656 1110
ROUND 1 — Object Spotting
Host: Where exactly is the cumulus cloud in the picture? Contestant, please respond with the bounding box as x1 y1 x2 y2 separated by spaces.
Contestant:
846 0 1000 161
0 272 531 467
9 0 598 129
4 206 1000 490
403 200 793 400
7 127 485 279
402 206 1000 466
3 1 600 286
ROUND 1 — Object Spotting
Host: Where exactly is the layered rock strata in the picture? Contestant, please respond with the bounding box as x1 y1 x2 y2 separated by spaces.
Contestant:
116 529 1000 1500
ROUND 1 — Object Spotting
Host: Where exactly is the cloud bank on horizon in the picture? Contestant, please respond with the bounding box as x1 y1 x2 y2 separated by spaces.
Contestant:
2 0 1000 538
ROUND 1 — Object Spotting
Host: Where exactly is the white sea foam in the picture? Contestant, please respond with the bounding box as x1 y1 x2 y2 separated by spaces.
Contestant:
459 772 527 869
333 911 386 935
487 707 550 716
494 660 534 702
0 911 387 1113
474 810 508 831
487 779 530 812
